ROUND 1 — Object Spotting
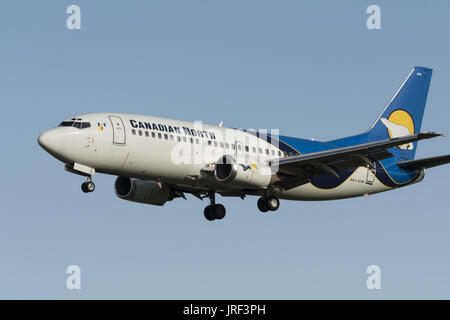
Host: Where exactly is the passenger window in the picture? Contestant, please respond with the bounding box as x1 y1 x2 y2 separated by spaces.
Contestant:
214 141 218 147
232 144 235 150
177 136 181 142
265 149 269 155
158 133 162 139
145 131 149 137
139 130 142 136
195 138 199 144
151 132 155 138
170 135 174 141
219 142 224 148
258 148 262 154
132 129 136 135
183 137 187 142
164 134 168 140
208 141 212 146
252 147 256 153
245 146 249 152
278 151 281 157
272 150 275 155
225 143 229 149
190 137 193 143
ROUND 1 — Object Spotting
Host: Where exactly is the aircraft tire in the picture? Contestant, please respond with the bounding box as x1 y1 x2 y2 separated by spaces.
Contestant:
81 182 89 193
213 204 226 220
86 181 95 192
267 196 280 211
82 181 95 193
257 197 269 212
204 205 216 221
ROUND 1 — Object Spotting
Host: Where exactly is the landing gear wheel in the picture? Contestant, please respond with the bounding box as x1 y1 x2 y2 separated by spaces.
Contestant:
203 191 227 221
213 204 226 220
204 204 227 221
81 181 95 193
266 196 280 211
204 205 215 221
86 181 95 192
257 197 269 213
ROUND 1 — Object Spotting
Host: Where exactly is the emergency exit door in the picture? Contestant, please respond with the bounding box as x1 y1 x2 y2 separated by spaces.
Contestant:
366 164 376 185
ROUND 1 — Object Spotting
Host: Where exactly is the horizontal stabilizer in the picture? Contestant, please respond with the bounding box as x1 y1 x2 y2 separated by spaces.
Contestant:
397 154 450 169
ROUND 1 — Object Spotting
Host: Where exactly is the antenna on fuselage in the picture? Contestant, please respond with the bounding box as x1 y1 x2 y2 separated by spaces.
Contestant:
218 121 223 127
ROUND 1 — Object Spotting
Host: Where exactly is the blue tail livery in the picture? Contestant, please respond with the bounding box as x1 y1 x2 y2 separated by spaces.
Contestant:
271 66 447 191
367 66 432 160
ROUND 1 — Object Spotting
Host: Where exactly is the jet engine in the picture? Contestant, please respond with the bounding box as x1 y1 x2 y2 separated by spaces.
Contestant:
114 177 173 206
214 155 272 188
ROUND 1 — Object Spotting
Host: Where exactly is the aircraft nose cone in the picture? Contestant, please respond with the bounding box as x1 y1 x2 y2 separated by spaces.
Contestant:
38 130 61 154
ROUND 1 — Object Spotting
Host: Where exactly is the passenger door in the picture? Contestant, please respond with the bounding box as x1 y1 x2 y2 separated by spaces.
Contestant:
109 116 126 145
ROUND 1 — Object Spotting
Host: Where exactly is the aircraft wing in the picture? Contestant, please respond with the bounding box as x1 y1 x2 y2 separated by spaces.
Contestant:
397 154 450 169
272 132 443 190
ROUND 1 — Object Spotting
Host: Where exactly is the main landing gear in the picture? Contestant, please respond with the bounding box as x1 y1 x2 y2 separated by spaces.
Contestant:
81 176 95 193
204 192 226 221
257 196 280 213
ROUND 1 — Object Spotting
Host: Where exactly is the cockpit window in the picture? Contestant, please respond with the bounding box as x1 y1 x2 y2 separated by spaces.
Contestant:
59 121 75 127
58 121 91 129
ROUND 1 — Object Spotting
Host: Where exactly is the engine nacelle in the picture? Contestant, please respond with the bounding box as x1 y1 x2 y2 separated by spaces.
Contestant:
114 177 173 206
214 155 272 188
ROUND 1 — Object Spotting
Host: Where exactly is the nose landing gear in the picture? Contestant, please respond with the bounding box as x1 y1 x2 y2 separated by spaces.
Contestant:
203 192 226 221
81 177 95 193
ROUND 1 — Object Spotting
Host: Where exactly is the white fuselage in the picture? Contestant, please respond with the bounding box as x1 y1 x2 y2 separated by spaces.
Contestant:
39 113 392 201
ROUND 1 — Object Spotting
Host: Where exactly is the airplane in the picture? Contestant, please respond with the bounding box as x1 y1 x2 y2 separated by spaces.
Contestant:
38 66 450 221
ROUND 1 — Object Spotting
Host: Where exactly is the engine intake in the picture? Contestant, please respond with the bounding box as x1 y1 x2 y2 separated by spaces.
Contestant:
215 155 238 182
114 177 173 206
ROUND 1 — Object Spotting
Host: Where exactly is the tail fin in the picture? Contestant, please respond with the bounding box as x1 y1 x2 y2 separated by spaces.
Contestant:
367 66 433 160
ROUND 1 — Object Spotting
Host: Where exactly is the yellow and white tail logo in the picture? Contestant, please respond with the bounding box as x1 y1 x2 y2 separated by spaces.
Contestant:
380 109 415 150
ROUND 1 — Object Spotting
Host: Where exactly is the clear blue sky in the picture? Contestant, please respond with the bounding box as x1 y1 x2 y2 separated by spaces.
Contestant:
1 0 449 299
